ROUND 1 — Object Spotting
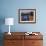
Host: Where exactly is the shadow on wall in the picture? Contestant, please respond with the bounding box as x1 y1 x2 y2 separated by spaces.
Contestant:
0 16 5 32
0 16 5 46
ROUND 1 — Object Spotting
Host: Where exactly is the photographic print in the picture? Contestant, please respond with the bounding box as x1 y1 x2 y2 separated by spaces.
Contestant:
18 9 36 23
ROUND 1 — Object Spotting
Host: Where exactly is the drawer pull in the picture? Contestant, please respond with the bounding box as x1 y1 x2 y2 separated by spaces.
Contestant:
32 42 35 44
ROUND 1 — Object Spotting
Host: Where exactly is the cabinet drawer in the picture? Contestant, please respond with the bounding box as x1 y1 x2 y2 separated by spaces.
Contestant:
4 35 24 40
33 40 43 46
4 40 24 46
24 40 43 46
25 35 43 40
4 40 16 45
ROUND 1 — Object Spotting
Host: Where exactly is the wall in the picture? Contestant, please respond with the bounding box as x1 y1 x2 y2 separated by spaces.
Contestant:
0 0 46 32
0 0 46 46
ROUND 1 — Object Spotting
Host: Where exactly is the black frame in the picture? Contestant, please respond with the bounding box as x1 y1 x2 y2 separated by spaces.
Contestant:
18 9 36 24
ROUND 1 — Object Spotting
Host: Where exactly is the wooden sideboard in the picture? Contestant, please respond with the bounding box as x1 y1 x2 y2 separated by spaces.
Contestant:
4 32 43 46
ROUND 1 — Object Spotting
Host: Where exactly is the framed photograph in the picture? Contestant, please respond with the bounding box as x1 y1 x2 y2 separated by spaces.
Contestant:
18 9 36 23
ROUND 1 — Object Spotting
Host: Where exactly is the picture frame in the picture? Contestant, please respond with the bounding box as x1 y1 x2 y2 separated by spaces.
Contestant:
18 9 36 23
